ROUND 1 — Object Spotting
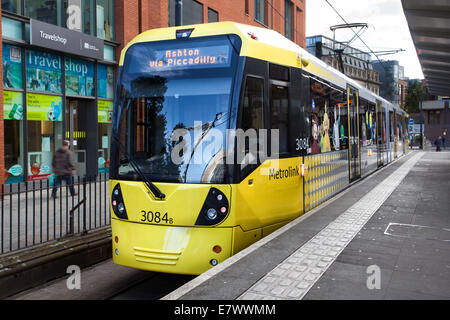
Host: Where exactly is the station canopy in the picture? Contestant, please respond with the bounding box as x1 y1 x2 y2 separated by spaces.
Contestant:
402 0 450 96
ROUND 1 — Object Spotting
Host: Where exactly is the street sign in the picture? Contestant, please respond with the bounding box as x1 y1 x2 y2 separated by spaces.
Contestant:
408 124 423 134
409 119 414 125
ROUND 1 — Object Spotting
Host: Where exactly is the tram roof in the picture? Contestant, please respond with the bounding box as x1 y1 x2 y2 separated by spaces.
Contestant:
121 21 401 114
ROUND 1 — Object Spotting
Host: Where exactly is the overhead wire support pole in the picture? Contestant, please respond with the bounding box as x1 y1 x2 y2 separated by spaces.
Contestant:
324 0 389 72
175 0 183 26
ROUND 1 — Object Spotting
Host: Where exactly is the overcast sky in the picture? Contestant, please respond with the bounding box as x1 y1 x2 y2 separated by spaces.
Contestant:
306 0 424 80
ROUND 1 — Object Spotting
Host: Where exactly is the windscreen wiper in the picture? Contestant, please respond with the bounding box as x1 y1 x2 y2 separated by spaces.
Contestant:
112 133 166 200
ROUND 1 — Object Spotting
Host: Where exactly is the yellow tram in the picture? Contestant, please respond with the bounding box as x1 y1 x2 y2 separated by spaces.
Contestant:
110 22 408 275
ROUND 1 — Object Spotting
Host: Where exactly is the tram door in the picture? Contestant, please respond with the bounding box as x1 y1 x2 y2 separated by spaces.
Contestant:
376 100 384 167
347 87 360 182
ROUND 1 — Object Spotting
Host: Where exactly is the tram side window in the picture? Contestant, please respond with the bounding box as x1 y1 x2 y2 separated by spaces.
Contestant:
270 85 289 155
242 77 264 131
240 77 264 178
359 100 367 147
366 103 376 146
359 99 376 147
389 111 394 142
308 79 347 155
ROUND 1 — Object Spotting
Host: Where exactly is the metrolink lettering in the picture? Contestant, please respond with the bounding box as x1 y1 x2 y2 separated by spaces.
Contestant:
269 166 300 180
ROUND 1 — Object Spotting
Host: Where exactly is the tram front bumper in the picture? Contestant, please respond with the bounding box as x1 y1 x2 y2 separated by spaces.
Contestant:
111 218 233 275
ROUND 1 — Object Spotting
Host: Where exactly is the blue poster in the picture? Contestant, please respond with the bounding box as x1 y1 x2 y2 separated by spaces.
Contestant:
65 57 95 96
26 49 62 93
3 44 23 89
98 64 114 99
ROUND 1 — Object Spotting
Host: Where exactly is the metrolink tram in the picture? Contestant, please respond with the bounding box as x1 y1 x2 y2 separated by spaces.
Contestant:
110 22 409 275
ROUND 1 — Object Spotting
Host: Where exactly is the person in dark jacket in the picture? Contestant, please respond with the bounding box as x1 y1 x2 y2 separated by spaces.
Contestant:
52 140 76 199
435 136 442 152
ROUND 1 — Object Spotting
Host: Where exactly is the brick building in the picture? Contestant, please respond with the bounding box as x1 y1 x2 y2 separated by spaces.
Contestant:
1 0 306 185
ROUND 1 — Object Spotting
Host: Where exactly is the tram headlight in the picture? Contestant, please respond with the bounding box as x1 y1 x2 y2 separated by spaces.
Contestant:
195 188 229 226
206 208 218 221
111 183 128 220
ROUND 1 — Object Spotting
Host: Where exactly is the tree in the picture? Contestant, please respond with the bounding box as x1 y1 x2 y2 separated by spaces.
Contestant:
405 80 427 114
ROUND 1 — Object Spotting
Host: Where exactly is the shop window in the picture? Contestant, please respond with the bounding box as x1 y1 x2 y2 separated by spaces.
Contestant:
208 8 218 23
65 57 94 97
169 0 203 26
183 0 203 25
2 17 23 40
26 93 63 180
2 0 21 13
309 79 348 155
285 0 293 40
4 91 25 183
25 0 61 26
98 64 114 99
2 44 23 89
96 0 114 40
428 110 441 125
26 49 62 94
98 100 113 173
254 0 267 26
103 44 115 61
83 0 95 36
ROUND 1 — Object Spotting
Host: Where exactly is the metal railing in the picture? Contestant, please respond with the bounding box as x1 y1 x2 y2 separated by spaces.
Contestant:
0 173 111 255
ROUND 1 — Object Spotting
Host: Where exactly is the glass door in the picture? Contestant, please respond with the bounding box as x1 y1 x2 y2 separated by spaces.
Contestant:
65 99 87 176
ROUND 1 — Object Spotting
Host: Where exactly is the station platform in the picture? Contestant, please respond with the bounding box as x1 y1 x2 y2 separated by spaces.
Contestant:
165 151 450 300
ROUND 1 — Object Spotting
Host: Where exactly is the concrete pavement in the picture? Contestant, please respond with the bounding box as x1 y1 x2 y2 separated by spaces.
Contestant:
165 151 450 300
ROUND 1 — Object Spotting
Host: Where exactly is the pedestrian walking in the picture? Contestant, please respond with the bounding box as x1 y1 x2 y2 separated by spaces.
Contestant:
434 136 442 152
443 129 447 150
52 140 76 199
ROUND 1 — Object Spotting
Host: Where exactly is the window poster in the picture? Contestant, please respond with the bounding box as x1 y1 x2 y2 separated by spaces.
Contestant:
3 91 24 120
98 64 114 99
2 44 23 89
98 100 113 123
26 93 63 121
26 49 62 93
65 57 95 96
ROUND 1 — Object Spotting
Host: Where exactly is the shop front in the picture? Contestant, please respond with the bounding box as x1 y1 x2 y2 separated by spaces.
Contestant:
2 18 116 184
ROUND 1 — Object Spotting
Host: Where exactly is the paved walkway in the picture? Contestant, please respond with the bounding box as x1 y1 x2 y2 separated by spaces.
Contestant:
165 151 450 300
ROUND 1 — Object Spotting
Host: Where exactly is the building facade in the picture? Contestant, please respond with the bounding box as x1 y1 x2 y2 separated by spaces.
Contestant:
372 60 407 107
306 35 381 95
1 0 306 185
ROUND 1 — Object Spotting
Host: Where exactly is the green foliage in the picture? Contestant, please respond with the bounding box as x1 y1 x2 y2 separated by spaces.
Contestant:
405 80 426 114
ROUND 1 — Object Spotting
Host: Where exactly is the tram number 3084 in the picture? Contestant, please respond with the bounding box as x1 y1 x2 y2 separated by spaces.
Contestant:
296 138 309 151
140 210 174 224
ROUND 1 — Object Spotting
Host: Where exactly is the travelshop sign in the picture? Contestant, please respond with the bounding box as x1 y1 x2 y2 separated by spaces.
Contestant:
30 19 104 60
